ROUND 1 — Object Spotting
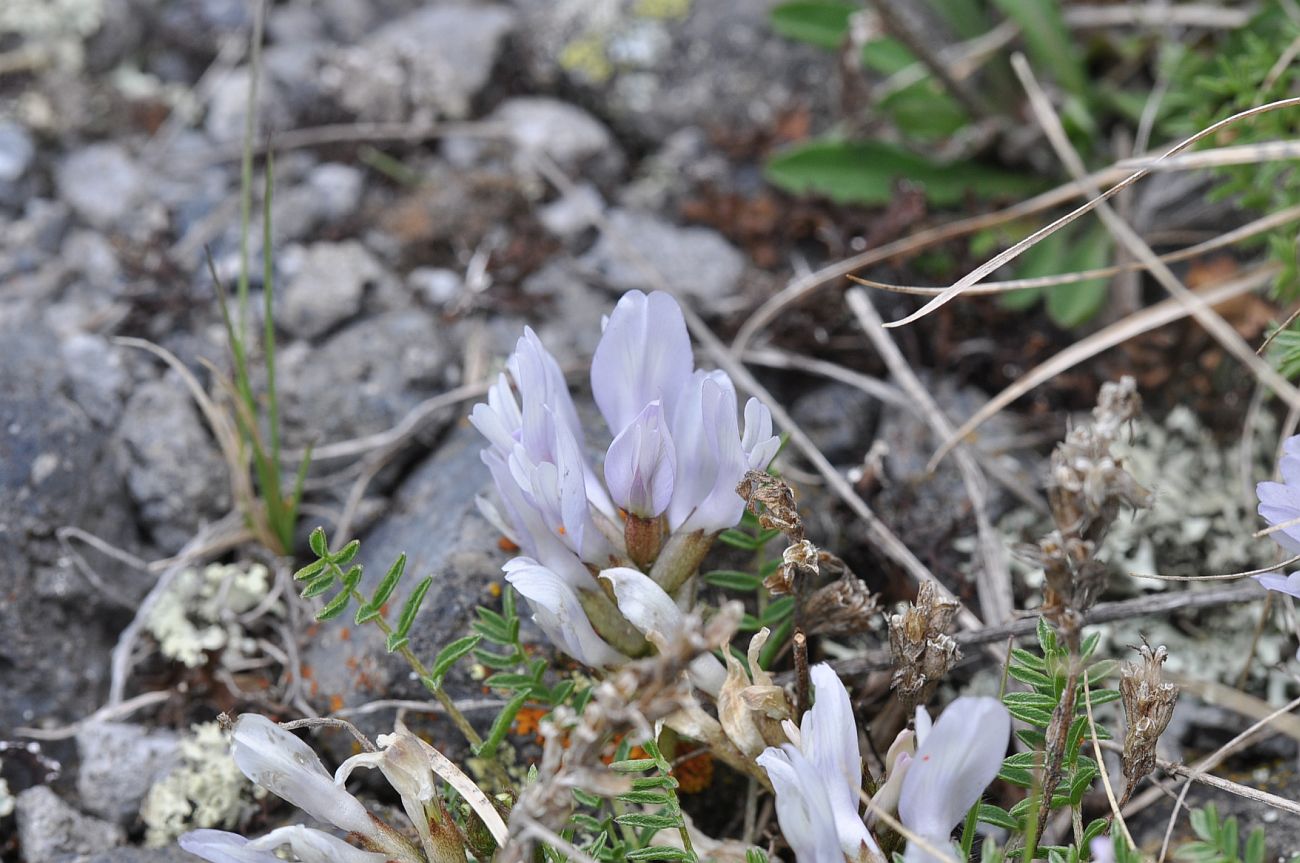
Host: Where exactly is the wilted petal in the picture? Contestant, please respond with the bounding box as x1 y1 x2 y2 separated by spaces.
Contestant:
230 715 375 837
742 398 781 472
181 831 282 863
1253 571 1300 598
756 745 846 863
506 557 626 668
898 697 1009 863
591 290 694 435
249 828 389 863
604 401 677 517
667 371 750 535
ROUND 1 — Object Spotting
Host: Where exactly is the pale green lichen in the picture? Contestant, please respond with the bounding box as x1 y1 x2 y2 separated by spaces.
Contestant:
0 0 104 71
146 562 275 668
1104 406 1274 580
140 722 262 846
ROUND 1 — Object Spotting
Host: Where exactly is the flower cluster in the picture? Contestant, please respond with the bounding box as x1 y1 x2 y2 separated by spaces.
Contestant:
180 714 505 863
470 290 780 674
756 665 1010 863
1255 434 1300 598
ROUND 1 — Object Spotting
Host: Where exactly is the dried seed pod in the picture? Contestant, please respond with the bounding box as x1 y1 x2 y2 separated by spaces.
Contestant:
887 581 961 714
1120 643 1179 802
737 470 804 540
803 572 879 636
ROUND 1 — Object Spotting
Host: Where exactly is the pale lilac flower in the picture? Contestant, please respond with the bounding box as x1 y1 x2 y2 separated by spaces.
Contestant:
898 697 1010 863
756 664 880 862
470 290 780 672
591 289 695 435
666 370 752 534
1255 435 1300 597
504 557 626 668
181 828 387 863
604 400 677 517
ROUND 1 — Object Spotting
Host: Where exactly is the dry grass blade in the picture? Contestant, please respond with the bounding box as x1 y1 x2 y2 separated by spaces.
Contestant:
927 266 1275 472
846 287 1013 623
741 347 911 409
1129 555 1300 582
1011 56 1300 422
1082 680 1137 850
850 205 1300 297
883 93 1300 329
1117 140 1300 171
742 347 1047 513
730 161 1146 354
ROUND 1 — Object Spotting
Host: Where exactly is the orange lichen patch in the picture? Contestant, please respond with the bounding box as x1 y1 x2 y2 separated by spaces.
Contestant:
672 746 714 794
497 537 520 553
339 628 351 642
513 706 548 743
488 582 503 598
329 694 344 713
300 664 314 680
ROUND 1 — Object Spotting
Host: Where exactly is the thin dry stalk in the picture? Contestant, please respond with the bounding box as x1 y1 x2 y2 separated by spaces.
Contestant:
847 287 1013 623
928 266 1276 471
885 92 1300 328
850 204 1300 296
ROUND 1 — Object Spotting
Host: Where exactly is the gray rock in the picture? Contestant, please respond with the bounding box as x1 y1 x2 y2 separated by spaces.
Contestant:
16 786 124 863
0 318 140 732
280 241 383 339
61 334 128 428
538 183 605 240
302 422 505 745
56 144 143 230
0 201 69 280
118 378 229 553
327 3 516 121
203 66 286 143
62 230 124 295
279 308 449 447
788 383 881 465
76 723 180 825
307 163 364 222
408 267 463 307
579 208 744 306
490 97 623 177
0 120 35 182
513 0 836 142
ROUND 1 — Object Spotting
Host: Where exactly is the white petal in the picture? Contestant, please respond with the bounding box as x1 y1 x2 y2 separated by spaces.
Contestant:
249 827 388 863
898 697 1010 844
913 705 932 748
756 746 845 863
667 372 749 534
799 665 879 859
506 558 626 668
230 715 374 836
601 567 685 639
180 831 280 863
742 398 780 472
591 290 694 434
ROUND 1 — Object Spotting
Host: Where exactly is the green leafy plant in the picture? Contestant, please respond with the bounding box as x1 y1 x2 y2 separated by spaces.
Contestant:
991 621 1120 859
999 222 1114 328
1175 804 1268 863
